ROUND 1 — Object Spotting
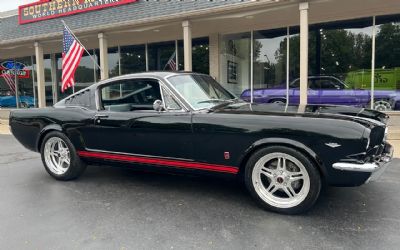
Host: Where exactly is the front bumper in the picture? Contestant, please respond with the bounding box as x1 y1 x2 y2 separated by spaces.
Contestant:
332 143 393 183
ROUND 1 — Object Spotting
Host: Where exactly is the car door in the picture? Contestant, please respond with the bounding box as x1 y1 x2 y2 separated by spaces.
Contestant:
80 78 193 160
307 79 320 104
289 78 318 104
317 77 359 106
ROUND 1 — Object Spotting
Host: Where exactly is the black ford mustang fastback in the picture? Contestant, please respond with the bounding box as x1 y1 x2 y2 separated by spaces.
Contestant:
10 72 394 214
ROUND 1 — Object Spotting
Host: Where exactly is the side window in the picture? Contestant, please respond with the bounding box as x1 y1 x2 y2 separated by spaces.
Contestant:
162 88 182 110
317 79 341 89
309 79 319 90
64 89 91 107
290 79 300 88
320 80 335 89
101 79 162 111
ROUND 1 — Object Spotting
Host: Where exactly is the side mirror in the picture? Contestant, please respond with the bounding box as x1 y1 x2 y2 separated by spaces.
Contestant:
153 99 164 112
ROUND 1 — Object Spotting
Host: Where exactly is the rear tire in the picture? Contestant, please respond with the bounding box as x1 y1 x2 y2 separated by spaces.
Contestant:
269 99 286 105
40 131 86 181
244 146 321 214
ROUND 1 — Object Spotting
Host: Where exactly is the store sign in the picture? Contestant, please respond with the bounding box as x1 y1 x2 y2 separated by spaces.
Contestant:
19 0 137 24
0 61 31 79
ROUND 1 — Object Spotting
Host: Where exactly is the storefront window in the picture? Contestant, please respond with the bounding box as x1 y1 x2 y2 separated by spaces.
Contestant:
108 47 120 77
288 27 300 83
44 55 53 106
192 38 209 74
309 18 373 107
148 41 176 71
56 50 97 101
120 45 146 74
374 15 400 111
178 40 184 71
75 51 97 90
0 57 35 108
56 54 72 101
253 29 287 90
17 57 35 108
220 32 251 97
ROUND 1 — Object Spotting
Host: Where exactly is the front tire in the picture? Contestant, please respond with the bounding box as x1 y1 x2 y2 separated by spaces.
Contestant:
244 146 321 214
40 131 86 181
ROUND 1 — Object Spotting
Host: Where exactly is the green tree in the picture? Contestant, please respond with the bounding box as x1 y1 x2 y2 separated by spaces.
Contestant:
375 23 400 69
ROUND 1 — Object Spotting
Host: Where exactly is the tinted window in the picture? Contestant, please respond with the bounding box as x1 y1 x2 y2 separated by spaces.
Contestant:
309 79 320 89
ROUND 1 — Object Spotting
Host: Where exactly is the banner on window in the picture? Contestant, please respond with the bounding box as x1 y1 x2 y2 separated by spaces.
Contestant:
0 61 31 79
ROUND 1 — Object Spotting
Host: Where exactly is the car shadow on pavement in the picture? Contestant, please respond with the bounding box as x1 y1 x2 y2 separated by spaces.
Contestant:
70 164 394 219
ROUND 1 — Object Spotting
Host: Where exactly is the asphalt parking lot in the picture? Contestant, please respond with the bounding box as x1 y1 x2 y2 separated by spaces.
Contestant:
1 134 399 250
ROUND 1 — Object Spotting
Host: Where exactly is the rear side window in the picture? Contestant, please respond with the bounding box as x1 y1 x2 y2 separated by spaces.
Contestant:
101 79 162 111
64 89 91 107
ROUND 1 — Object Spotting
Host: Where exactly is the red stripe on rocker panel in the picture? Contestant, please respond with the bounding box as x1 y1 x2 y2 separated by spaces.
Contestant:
77 151 239 174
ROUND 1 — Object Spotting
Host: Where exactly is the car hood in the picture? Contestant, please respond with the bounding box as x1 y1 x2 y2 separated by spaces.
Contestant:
212 102 388 126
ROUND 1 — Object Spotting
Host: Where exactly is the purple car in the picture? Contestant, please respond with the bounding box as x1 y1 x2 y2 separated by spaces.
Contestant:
390 96 400 111
241 76 400 111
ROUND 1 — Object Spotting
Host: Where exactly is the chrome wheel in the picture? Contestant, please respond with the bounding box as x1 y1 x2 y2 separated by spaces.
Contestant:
374 100 392 111
44 137 71 175
252 152 310 209
272 100 285 104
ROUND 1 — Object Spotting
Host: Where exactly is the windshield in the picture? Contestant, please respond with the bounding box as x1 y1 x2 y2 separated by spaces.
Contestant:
167 74 236 110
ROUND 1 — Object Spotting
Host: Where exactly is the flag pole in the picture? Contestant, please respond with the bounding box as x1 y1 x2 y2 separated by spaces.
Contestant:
61 20 102 73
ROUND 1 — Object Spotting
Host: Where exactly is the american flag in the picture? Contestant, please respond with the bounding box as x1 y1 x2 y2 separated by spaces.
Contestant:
2 74 16 94
164 51 177 71
62 26 84 92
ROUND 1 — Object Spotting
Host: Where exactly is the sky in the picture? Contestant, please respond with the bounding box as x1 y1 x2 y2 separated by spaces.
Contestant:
0 0 36 12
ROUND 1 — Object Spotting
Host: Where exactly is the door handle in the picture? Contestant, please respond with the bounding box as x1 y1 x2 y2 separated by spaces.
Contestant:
94 114 109 119
94 114 108 124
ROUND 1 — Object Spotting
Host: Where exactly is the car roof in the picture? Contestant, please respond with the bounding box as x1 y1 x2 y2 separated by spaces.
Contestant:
94 71 202 88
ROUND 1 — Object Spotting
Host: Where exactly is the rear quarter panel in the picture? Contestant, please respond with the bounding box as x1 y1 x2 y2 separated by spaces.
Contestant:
10 108 94 152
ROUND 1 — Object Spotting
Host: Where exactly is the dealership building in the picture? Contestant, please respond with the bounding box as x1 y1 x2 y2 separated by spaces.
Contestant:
0 0 400 111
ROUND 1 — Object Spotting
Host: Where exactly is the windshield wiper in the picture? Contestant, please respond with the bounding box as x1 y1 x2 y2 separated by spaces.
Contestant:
197 99 229 104
208 99 241 111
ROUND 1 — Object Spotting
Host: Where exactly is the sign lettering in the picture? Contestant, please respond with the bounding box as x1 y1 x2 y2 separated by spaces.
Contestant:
19 0 137 24
0 61 31 79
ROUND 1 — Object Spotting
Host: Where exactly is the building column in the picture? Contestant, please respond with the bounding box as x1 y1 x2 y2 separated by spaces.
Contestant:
299 2 309 106
182 20 192 71
34 42 46 108
98 33 109 80
209 33 220 81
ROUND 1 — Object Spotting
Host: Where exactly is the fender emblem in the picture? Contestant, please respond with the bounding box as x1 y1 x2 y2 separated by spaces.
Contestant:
224 152 230 160
325 142 341 148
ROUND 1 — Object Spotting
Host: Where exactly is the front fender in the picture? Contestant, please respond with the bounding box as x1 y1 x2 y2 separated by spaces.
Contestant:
238 137 327 178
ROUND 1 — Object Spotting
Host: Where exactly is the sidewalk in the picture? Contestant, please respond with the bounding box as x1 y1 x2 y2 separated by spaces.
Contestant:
0 119 10 135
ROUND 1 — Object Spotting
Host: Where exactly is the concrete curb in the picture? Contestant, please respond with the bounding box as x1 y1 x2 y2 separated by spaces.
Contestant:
0 120 10 135
0 109 11 120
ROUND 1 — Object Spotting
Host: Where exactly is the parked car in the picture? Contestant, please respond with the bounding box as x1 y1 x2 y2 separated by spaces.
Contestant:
241 76 400 111
0 95 34 108
10 72 393 214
